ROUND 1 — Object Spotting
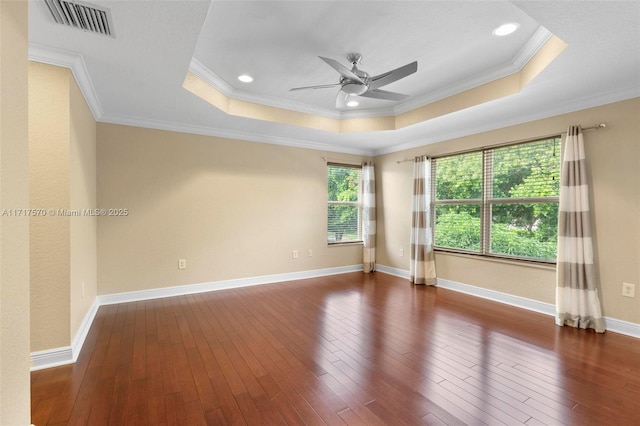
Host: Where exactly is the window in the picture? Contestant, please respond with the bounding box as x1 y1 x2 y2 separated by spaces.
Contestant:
327 163 362 244
432 137 561 262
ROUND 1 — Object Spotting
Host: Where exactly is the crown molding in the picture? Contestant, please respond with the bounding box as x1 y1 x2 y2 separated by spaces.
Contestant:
513 26 554 71
186 32 567 134
393 27 553 116
189 28 553 121
28 42 637 159
190 58 398 120
26 45 371 154
28 43 103 120
189 58 342 120
30 24 549 126
373 85 640 156
99 113 375 156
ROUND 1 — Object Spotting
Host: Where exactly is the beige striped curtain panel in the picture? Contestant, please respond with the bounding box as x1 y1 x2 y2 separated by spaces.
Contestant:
362 161 376 273
410 156 436 285
555 126 605 333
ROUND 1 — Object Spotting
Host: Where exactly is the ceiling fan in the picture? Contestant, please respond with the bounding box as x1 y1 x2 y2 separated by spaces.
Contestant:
290 53 418 108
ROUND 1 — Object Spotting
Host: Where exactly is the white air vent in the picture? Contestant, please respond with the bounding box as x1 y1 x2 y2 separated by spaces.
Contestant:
44 0 115 37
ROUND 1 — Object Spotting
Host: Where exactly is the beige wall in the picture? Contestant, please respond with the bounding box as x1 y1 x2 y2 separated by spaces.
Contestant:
97 124 367 295
97 99 639 325
69 70 97 343
30 59 639 370
29 62 97 352
0 1 31 423
376 98 640 324
29 62 71 351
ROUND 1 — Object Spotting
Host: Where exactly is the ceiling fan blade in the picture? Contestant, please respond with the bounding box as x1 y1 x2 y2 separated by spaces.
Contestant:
335 91 349 109
319 56 364 84
360 89 409 101
369 61 417 90
290 83 342 91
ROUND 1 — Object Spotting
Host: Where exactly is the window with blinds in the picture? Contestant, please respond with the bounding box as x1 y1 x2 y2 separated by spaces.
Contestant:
432 136 561 262
327 163 362 244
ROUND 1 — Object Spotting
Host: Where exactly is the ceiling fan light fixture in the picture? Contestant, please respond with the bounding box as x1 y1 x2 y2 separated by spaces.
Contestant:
342 82 368 95
493 22 519 36
289 54 417 109
238 74 253 83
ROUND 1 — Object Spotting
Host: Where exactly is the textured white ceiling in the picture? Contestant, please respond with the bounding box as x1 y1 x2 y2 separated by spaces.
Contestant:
28 0 640 155
193 1 541 113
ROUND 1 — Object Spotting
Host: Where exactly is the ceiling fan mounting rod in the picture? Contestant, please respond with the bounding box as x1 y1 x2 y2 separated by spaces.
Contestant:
347 52 362 65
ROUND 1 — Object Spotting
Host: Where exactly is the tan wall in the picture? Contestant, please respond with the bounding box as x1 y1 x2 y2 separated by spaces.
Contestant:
0 0 31 423
376 98 640 325
69 69 97 343
29 62 97 352
29 62 71 351
97 124 367 295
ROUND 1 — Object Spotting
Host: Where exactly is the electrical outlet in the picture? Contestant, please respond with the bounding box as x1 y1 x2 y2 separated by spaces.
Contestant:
622 282 635 298
292 250 298 259
308 249 312 257
400 249 404 257
178 259 186 270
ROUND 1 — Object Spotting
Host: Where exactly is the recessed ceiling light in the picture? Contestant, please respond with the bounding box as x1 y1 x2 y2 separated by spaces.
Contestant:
493 22 519 36
238 74 253 83
346 100 359 107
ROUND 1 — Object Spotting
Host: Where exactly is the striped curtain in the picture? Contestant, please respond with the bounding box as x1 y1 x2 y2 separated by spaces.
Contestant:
362 161 376 273
556 126 605 333
410 156 436 285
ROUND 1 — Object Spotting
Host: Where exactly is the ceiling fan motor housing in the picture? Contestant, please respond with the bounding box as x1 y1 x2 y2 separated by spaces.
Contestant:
341 82 367 95
290 53 416 107
341 65 370 95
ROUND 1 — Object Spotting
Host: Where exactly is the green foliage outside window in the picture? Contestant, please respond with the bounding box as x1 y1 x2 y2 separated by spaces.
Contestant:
435 205 481 251
435 152 483 200
327 165 361 243
434 137 561 261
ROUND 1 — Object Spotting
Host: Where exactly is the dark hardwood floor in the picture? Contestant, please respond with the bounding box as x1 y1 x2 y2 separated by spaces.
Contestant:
31 272 640 425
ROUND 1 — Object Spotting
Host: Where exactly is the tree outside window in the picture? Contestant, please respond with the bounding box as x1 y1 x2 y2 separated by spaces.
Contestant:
433 137 561 262
327 164 362 244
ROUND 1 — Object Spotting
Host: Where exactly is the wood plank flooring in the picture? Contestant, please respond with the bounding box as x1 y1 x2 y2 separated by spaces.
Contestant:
31 272 640 425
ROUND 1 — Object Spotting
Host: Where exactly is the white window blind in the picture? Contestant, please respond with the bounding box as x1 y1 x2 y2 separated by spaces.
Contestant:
432 136 561 262
327 163 362 244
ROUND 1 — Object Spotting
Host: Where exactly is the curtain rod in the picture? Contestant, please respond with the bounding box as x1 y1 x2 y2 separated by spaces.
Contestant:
582 123 607 131
321 156 363 166
396 123 607 164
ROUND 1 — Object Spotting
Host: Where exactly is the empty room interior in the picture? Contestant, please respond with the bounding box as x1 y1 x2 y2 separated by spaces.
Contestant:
1 1 639 425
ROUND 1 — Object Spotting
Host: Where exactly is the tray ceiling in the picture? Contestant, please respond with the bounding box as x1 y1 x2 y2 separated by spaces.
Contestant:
28 1 640 155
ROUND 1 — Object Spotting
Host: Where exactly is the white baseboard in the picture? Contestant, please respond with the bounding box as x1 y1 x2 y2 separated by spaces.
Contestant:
30 346 73 371
31 299 100 371
31 265 364 370
30 263 637 370
438 277 640 338
376 264 640 339
97 264 363 306
436 277 556 316
375 264 410 279
602 317 640 338
71 299 99 361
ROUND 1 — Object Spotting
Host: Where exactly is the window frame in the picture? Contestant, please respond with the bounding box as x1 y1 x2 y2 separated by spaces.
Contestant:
327 163 363 245
431 136 561 264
